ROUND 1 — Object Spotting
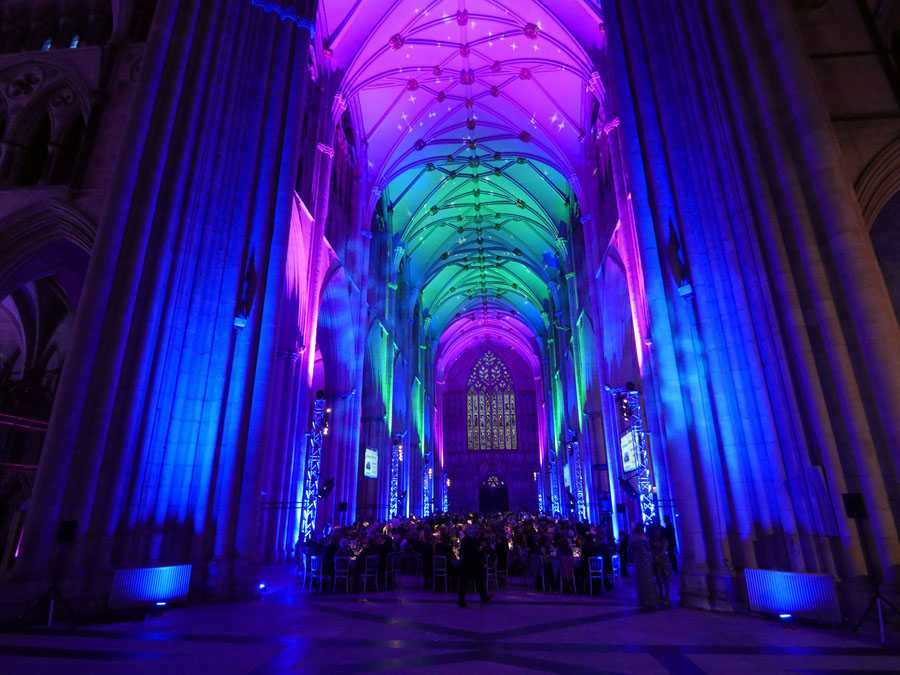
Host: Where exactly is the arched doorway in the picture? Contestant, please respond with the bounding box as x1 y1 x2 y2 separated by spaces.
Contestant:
479 475 509 513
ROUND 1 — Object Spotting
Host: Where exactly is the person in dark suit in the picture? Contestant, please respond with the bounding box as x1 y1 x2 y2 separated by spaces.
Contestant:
662 519 678 572
458 526 490 607
580 532 601 592
495 534 509 588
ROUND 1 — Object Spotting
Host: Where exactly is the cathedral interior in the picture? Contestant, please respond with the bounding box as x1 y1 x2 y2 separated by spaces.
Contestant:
0 0 898 671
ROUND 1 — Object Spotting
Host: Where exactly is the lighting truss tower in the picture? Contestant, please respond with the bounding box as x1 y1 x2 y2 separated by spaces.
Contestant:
536 470 544 514
423 459 433 517
568 438 588 521
300 396 327 541
441 472 450 512
609 386 656 526
548 453 561 515
389 438 401 518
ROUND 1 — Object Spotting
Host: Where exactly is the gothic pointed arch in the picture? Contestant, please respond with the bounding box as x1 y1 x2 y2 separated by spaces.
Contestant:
856 133 900 230
0 61 92 186
0 200 94 301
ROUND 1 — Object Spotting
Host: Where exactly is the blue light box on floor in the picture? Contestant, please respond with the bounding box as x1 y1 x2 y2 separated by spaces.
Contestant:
744 568 840 624
109 564 192 609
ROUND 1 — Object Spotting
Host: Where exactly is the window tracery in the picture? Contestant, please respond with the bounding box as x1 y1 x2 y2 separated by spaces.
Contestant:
466 351 517 450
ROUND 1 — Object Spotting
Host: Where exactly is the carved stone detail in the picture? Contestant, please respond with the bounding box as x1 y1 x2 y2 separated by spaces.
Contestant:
5 67 45 100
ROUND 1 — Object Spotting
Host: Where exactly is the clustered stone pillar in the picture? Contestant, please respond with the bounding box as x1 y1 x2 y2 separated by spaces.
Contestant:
605 0 900 609
12 1 314 602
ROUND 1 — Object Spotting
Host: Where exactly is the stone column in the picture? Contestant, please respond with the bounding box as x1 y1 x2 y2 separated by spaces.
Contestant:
10 1 314 602
724 0 899 589
630 0 815 576
702 0 861 581
606 0 714 608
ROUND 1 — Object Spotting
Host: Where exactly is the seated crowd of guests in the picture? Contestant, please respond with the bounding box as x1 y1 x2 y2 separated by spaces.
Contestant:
296 511 675 608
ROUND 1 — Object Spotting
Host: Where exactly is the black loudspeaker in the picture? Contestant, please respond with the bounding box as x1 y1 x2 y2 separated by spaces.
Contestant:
318 478 334 500
843 493 867 519
57 520 78 545
337 501 348 513
619 477 639 498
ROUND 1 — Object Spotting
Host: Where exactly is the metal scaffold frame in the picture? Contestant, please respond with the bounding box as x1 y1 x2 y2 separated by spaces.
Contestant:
441 471 450 512
389 437 401 518
608 386 656 526
422 456 433 517
536 471 545 514
300 396 327 541
549 452 561 515
569 438 588 521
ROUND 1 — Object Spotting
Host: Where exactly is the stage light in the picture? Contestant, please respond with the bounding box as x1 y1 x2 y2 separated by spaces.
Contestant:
778 613 792 620
155 601 167 607
258 582 267 591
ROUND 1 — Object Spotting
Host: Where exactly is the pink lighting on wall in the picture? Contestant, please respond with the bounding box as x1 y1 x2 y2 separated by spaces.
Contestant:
434 401 444 468
286 194 313 329
434 314 541 381
537 394 547 467
286 192 331 387
610 219 650 374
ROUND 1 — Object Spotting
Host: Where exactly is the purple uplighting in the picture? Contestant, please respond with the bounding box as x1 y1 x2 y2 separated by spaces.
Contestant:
0 0 897 668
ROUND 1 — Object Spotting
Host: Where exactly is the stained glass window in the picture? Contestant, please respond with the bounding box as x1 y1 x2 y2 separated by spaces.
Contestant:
466 351 517 450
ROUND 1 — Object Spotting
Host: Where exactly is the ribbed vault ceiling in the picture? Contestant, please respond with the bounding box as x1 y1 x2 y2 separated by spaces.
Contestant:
320 0 604 338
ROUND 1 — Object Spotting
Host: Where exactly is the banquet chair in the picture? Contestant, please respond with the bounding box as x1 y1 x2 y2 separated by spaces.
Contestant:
385 552 401 590
307 555 325 592
296 551 306 586
587 555 605 595
484 553 499 593
528 554 547 592
362 554 381 592
333 556 352 593
497 555 509 589
611 553 621 579
559 555 577 593
432 555 449 591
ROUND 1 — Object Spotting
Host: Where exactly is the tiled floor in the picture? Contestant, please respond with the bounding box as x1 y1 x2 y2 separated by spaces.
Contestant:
0 568 897 674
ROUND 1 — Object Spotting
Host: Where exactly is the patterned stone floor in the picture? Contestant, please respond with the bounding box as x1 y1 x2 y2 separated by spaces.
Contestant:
0 568 897 674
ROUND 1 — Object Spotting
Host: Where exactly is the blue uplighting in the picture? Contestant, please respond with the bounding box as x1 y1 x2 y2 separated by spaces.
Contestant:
109 564 193 609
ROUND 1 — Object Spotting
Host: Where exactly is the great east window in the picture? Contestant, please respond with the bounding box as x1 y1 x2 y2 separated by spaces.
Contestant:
466 351 517 450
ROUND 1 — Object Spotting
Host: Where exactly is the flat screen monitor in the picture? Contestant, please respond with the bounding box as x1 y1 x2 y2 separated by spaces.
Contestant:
620 432 639 473
364 448 378 478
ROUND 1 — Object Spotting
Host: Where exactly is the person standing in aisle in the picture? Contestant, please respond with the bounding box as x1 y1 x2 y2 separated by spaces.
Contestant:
458 526 490 607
